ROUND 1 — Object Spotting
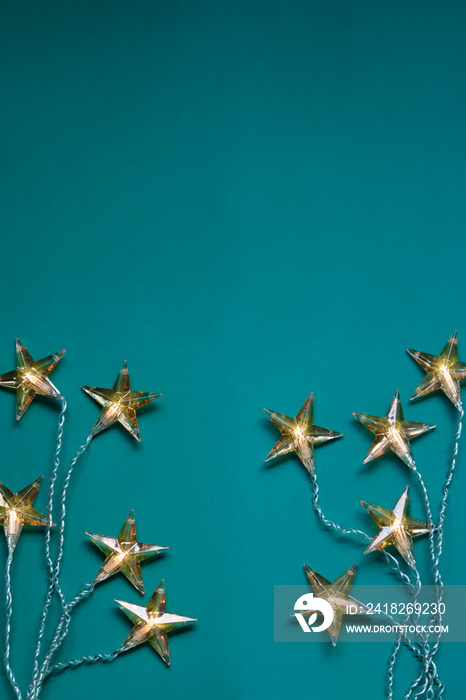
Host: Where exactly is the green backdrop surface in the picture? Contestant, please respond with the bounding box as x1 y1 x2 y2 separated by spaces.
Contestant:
1 1 466 699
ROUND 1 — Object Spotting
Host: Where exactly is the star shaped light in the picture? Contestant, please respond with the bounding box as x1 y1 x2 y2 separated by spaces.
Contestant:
0 476 51 549
116 580 196 665
86 511 168 594
361 486 431 568
0 339 64 420
82 361 161 441
353 391 435 469
264 394 342 475
300 564 368 645
407 331 466 411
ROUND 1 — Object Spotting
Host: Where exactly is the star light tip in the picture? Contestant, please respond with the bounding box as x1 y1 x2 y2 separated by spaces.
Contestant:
403 453 416 469
349 563 358 573
405 554 416 569
6 535 17 552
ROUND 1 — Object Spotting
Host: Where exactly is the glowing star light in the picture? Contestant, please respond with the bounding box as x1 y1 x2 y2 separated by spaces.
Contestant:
82 361 161 441
86 511 168 594
407 331 466 411
0 476 51 549
353 391 435 469
116 580 196 665
264 394 342 475
301 564 368 645
362 486 431 568
0 339 64 419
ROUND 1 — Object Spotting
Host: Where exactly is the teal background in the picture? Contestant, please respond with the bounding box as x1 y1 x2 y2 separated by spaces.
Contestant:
1 1 466 698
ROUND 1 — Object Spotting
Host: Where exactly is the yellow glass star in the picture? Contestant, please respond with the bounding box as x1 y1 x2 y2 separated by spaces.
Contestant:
353 391 435 469
264 393 342 475
407 331 466 411
116 580 197 665
86 511 168 594
301 564 368 646
362 486 431 568
0 476 52 549
0 339 64 420
82 361 161 441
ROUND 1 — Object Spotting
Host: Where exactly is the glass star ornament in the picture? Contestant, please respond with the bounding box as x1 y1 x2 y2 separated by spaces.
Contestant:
0 476 52 549
300 564 368 645
263 393 342 475
361 486 431 568
86 511 168 594
353 390 435 469
116 579 197 665
82 361 161 441
0 339 65 419
407 331 466 411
